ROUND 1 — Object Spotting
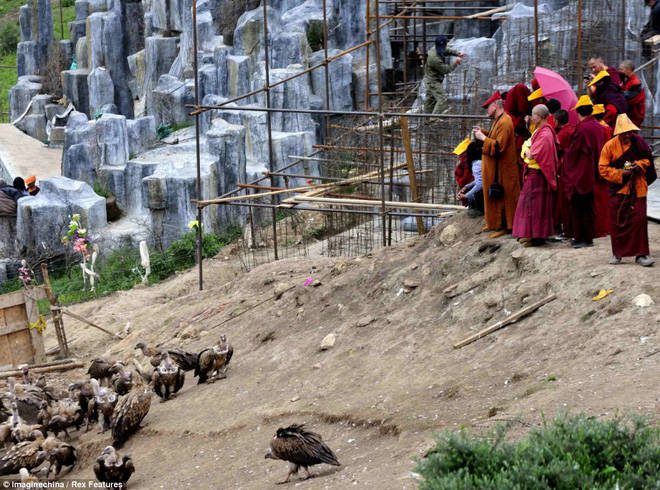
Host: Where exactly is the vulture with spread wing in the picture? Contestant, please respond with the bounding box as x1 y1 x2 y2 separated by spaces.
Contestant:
94 446 135 488
153 352 185 401
0 431 46 476
111 377 152 448
265 424 340 484
135 342 197 371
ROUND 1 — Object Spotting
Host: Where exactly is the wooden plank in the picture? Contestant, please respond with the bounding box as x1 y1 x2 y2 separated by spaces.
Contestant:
41 264 68 358
400 116 425 235
5 330 34 366
0 323 34 336
288 196 465 210
453 294 558 349
59 307 123 339
2 304 27 330
0 360 83 379
24 289 45 364
0 290 27 309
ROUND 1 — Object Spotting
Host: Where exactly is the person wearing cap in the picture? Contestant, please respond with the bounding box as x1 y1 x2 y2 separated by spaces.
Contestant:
24 175 40 196
588 70 627 127
618 60 646 127
422 35 465 114
473 91 520 237
592 104 614 140
562 95 605 248
512 104 558 246
454 139 484 217
598 114 654 267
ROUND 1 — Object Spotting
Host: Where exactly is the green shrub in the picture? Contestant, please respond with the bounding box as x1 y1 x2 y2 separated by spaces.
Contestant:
0 22 19 55
416 414 659 490
307 21 324 51
61 0 75 7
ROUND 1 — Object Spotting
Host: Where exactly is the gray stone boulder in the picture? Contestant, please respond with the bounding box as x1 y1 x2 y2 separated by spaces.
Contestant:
444 38 497 102
95 114 129 167
143 37 179 115
87 67 115 116
199 95 242 133
270 130 315 188
126 116 156 158
9 76 42 123
152 75 194 126
227 55 251 99
16 176 106 256
271 30 310 69
233 6 281 71
62 69 91 116
17 42 38 77
310 49 353 111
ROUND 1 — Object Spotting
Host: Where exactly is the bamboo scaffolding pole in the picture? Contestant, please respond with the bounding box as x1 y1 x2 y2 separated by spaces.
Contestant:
55 307 124 339
400 116 424 234
453 294 558 349
289 196 465 210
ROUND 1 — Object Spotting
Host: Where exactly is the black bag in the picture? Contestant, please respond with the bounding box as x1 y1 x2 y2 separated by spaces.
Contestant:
646 162 657 186
489 182 504 199
631 134 657 186
489 156 504 200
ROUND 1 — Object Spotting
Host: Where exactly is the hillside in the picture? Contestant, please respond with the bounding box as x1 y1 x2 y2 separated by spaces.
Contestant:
29 214 660 489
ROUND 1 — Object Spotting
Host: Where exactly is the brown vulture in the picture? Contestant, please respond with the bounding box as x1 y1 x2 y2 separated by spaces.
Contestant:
265 424 340 484
135 342 198 371
87 358 116 386
0 431 46 476
194 335 234 384
93 446 135 488
111 366 134 396
111 377 152 448
152 352 185 401
88 379 118 433
42 436 77 477
68 380 94 416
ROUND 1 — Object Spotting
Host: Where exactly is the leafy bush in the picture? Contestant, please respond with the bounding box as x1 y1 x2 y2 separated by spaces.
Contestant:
0 22 19 55
416 414 659 490
61 0 75 7
307 21 324 51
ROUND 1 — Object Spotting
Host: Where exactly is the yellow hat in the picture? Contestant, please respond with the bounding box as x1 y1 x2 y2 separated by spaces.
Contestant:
613 113 640 136
588 69 610 87
592 104 605 115
527 88 543 101
452 137 470 155
574 94 593 109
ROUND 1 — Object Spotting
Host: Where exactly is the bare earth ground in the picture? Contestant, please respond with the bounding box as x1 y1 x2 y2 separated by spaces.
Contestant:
32 213 659 489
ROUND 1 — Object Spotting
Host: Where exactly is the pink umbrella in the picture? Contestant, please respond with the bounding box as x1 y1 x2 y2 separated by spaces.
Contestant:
533 66 578 111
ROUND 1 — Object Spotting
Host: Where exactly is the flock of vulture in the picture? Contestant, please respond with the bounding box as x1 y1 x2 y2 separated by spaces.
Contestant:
0 334 341 486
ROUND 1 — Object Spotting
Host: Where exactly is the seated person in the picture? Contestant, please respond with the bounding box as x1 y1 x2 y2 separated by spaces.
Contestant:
456 141 484 216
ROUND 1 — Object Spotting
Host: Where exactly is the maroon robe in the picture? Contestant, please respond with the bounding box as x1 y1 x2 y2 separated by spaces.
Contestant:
555 123 576 234
562 116 604 243
512 124 558 239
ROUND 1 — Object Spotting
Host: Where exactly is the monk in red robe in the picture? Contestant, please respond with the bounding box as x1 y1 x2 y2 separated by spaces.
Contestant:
598 114 654 266
512 104 558 245
619 60 646 127
591 104 613 237
562 95 604 248
504 83 532 180
554 109 576 236
473 92 521 237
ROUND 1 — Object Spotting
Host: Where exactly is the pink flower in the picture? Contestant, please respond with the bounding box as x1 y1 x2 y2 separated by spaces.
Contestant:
303 277 314 287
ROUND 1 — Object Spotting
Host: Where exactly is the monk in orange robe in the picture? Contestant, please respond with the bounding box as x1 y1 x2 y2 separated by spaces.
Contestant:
473 92 521 237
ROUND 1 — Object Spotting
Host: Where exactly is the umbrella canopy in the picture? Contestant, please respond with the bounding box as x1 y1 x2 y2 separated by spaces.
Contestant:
533 66 577 111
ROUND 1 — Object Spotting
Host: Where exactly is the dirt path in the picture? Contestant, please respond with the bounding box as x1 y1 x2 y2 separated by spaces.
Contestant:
32 214 659 489
0 123 62 181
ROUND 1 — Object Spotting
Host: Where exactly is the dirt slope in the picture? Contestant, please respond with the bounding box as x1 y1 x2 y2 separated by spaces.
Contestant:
38 214 659 489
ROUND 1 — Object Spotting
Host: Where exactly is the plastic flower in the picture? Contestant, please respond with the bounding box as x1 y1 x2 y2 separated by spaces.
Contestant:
303 277 314 287
188 220 200 230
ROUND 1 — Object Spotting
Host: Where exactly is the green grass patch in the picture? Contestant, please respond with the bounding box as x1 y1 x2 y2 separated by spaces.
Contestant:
52 3 76 42
0 227 243 306
416 414 659 489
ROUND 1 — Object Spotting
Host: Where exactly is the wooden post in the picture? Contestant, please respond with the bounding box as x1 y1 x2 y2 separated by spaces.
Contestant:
58 307 123 339
400 116 425 234
40 263 69 358
453 294 557 349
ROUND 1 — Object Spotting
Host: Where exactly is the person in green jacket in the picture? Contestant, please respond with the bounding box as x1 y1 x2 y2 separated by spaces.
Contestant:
423 35 465 114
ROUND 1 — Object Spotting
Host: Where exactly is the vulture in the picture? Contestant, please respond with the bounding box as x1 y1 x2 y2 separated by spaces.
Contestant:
42 436 77 477
87 358 116 386
131 358 153 384
152 352 185 401
111 377 152 448
135 342 198 371
6 377 48 424
88 379 118 432
265 424 340 484
0 398 9 421
9 403 44 444
68 380 94 415
94 446 135 489
0 431 46 476
111 367 134 396
194 335 234 384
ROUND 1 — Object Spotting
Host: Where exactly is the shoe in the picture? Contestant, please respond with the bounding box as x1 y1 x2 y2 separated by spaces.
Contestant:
635 255 655 267
489 230 507 238
572 241 593 249
609 255 622 265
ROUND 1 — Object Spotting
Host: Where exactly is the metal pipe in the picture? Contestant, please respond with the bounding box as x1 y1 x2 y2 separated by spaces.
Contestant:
533 0 539 66
374 0 387 247
366 0 371 111
192 0 203 291
576 0 583 91
322 0 331 144
262 0 278 260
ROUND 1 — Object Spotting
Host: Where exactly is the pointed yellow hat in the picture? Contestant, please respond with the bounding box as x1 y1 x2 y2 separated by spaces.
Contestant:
592 103 605 115
588 69 610 87
452 137 471 155
574 94 593 109
613 113 640 136
527 88 543 101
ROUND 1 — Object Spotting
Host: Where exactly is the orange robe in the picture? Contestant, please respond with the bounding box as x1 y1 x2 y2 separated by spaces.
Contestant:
481 112 521 230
